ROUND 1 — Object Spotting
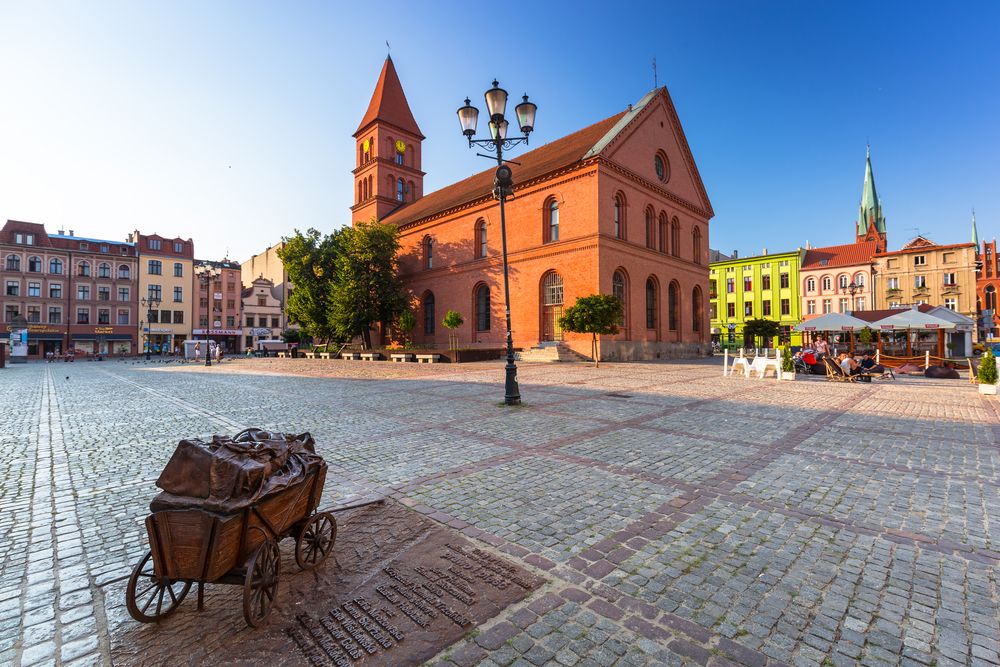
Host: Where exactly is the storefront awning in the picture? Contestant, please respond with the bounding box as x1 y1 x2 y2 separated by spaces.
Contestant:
72 334 134 340
28 333 64 341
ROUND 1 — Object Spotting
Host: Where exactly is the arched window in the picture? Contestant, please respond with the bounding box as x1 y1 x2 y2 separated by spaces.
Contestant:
613 193 625 239
118 264 130 280
658 212 668 253
49 258 63 274
854 272 866 287
692 286 703 332
358 182 364 202
475 284 491 331
541 272 565 341
838 274 848 289
611 270 628 328
98 263 111 278
668 281 679 331
423 236 434 269
544 198 559 243
4 254 19 271
396 178 405 202
423 292 435 334
692 227 702 264
78 261 90 277
28 256 42 272
408 180 415 202
645 278 658 330
367 175 372 199
645 207 655 249
986 285 997 311
671 217 681 257
806 277 816 293
475 220 487 259
822 276 832 291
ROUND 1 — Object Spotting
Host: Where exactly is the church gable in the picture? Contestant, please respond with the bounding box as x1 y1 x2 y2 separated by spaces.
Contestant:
901 235 937 250
594 89 712 216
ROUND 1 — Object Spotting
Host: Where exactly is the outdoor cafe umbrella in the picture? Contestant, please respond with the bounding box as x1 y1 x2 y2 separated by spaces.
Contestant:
870 308 956 331
793 312 871 332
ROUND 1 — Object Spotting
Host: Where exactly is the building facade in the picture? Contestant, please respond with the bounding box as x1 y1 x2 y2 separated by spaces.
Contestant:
2 220 138 358
799 242 877 320
242 277 284 351
974 215 998 340
708 250 802 347
355 57 713 360
872 236 977 326
133 231 194 354
241 241 294 331
193 259 243 353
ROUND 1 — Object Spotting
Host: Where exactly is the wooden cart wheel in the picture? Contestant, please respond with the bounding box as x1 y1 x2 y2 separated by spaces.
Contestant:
125 551 191 623
295 512 337 570
243 539 280 627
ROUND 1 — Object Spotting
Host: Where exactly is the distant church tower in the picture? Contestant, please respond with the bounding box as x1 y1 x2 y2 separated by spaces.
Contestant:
351 56 425 224
856 146 887 251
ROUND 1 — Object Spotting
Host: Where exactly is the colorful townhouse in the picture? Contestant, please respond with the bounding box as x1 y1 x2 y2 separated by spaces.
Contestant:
709 249 802 348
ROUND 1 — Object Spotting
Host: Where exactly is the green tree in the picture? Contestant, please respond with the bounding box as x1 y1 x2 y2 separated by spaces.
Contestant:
980 350 998 385
328 220 406 349
395 309 416 346
742 318 781 349
858 327 874 346
280 329 302 344
557 294 623 367
442 310 464 353
781 345 794 373
277 229 342 345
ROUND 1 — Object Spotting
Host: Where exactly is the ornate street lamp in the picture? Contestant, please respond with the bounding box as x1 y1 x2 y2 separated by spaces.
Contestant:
457 81 537 406
198 267 218 367
841 281 861 312
140 296 161 361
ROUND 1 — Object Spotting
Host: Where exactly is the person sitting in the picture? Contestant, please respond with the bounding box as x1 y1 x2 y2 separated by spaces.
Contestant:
838 352 861 375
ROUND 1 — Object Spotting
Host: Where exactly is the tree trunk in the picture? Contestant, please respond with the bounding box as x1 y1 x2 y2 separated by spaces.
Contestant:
361 328 372 350
593 333 599 368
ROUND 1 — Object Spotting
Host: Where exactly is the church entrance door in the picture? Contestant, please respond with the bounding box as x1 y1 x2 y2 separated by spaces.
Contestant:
541 272 564 342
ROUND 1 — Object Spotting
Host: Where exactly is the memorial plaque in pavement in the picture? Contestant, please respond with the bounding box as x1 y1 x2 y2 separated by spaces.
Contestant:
106 500 544 666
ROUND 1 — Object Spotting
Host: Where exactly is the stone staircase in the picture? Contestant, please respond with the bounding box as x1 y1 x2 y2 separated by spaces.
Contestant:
515 342 591 363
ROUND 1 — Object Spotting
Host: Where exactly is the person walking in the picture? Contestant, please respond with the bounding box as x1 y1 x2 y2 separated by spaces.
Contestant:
194 341 201 363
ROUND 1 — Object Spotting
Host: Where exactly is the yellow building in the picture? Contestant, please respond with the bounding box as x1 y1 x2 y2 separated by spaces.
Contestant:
873 236 977 324
133 231 194 354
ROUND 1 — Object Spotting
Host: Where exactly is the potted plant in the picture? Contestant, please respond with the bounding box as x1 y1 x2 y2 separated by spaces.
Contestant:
780 345 795 380
979 350 998 395
442 310 464 356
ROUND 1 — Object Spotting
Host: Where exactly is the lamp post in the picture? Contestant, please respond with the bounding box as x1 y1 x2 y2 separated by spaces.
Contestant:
457 81 537 406
140 296 161 361
198 268 217 367
841 281 860 313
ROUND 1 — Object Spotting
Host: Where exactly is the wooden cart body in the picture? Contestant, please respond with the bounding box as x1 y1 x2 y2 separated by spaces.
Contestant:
146 463 327 582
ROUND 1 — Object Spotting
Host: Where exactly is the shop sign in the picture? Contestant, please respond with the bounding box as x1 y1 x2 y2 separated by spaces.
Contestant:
250 327 271 336
9 328 28 360
5 324 62 334
193 328 241 335
94 327 114 334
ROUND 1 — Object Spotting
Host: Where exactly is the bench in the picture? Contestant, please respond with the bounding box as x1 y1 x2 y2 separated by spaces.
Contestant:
415 354 441 364
277 351 288 358
340 352 360 361
390 353 415 363
359 352 382 361
318 352 332 360
301 351 317 359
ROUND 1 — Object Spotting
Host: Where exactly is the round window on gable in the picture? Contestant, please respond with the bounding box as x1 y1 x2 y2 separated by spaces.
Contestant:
654 151 669 183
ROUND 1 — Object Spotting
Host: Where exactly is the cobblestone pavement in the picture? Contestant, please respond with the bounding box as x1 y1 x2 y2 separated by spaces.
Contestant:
1 357 998 666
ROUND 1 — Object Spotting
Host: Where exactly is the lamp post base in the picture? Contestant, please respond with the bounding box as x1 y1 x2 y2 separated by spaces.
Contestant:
503 358 520 405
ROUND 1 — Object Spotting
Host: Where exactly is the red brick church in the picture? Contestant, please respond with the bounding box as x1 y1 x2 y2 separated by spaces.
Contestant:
352 57 714 360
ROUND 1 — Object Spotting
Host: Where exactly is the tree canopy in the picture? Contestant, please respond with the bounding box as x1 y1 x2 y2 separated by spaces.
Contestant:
328 220 406 348
742 318 781 348
277 228 342 344
557 294 623 367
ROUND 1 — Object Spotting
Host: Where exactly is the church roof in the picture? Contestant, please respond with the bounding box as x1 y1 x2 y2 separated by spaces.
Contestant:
801 240 879 269
381 111 627 228
355 56 423 139
857 147 885 236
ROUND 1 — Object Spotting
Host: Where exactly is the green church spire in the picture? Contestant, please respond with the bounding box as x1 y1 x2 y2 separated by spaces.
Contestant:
972 210 979 247
857 146 886 238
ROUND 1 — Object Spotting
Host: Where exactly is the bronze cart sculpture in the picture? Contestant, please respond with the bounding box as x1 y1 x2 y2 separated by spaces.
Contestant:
126 429 336 627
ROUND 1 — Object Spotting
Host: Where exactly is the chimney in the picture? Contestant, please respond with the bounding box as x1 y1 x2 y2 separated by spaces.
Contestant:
69 230 74 236
732 250 739 259
57 229 65 235
762 247 768 255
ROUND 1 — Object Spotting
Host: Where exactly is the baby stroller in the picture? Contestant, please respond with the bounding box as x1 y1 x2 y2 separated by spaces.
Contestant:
793 351 814 375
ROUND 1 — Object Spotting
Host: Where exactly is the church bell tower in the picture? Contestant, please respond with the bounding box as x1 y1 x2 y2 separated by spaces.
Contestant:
352 56 425 224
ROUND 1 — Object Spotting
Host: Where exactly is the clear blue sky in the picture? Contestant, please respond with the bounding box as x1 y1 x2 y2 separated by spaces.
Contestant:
1 1 997 261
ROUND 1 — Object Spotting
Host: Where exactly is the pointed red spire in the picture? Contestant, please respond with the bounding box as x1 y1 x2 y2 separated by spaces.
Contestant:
354 56 423 138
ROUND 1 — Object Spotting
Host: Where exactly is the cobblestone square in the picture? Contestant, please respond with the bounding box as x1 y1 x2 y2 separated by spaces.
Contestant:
0 357 997 667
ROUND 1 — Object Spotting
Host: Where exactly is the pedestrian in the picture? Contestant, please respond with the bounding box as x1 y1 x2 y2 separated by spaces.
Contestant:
216 345 223 364
194 342 201 363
